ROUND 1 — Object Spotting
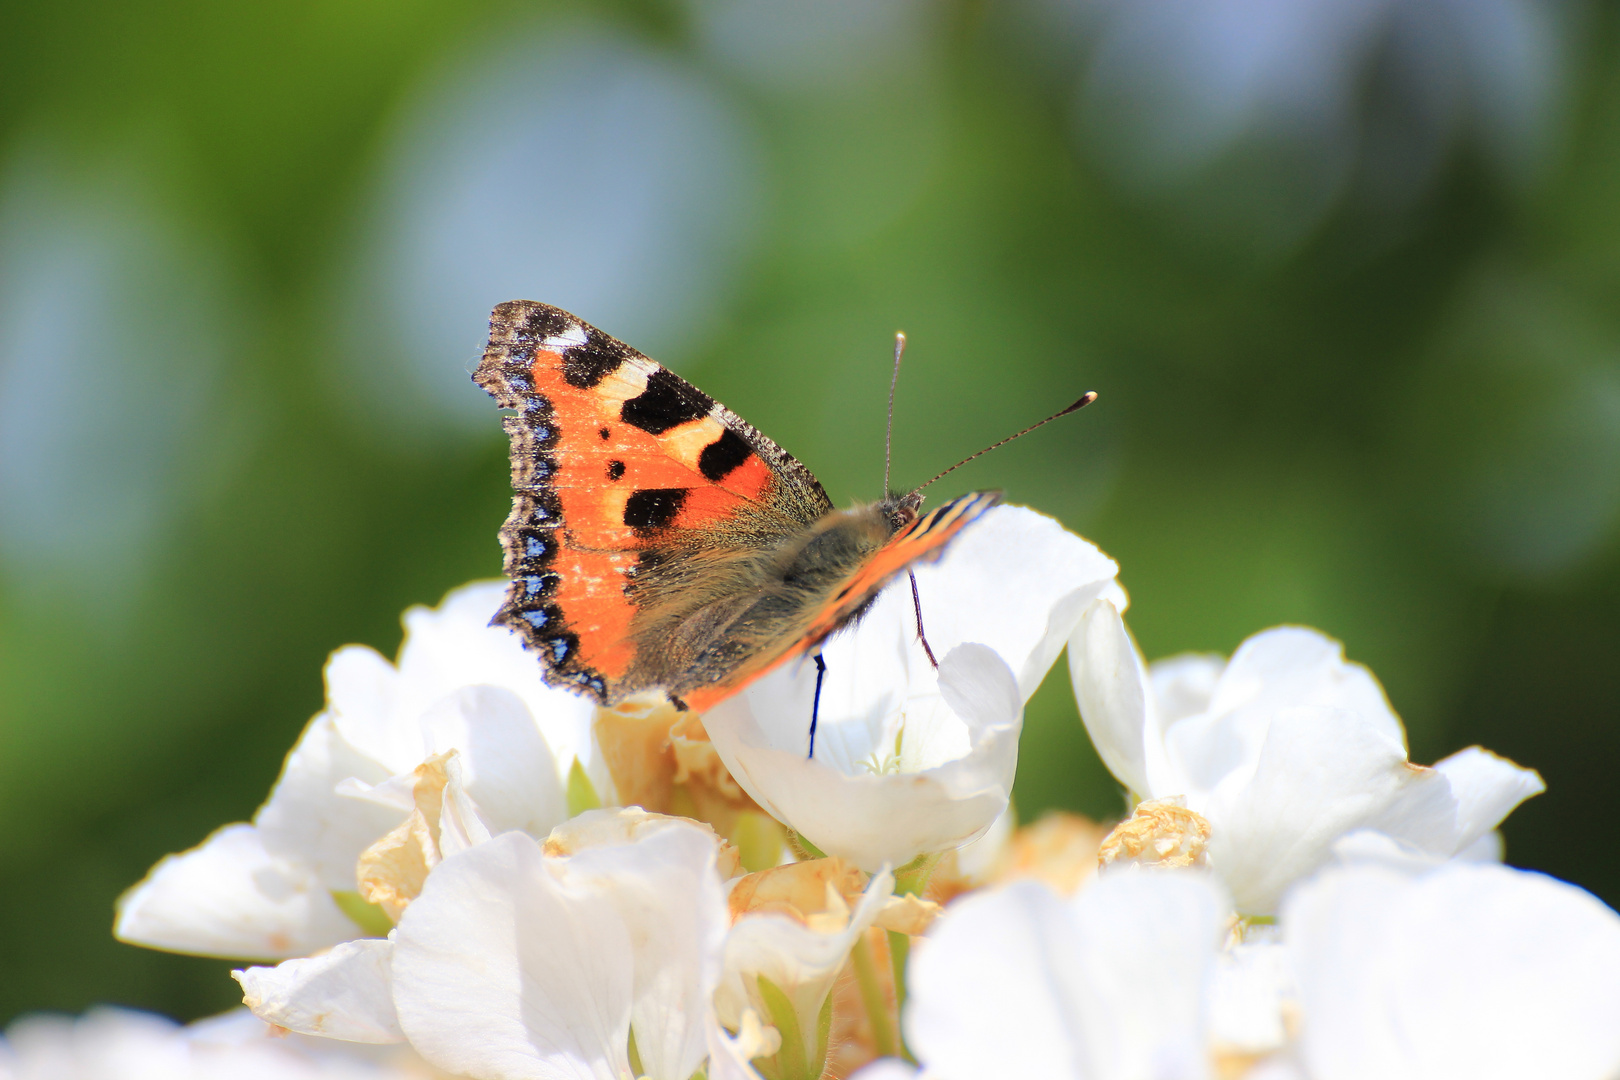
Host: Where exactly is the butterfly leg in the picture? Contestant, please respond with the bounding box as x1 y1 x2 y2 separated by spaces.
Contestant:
909 569 940 669
808 652 828 759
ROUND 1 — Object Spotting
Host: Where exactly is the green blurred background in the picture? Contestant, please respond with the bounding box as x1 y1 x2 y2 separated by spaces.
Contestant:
2 0 1617 1024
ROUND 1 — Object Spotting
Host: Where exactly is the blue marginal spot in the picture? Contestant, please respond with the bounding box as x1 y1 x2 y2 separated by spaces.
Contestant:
525 536 548 558
507 374 532 392
523 609 549 629
523 576 547 596
551 638 569 660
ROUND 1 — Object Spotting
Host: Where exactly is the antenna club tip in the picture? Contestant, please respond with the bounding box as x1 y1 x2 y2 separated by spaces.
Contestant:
1065 391 1099 413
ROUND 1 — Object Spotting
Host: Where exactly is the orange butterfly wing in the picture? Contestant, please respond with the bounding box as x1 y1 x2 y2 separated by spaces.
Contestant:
474 301 833 703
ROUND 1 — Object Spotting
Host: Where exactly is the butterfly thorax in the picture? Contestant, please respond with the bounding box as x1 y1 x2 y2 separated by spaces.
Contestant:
622 499 906 701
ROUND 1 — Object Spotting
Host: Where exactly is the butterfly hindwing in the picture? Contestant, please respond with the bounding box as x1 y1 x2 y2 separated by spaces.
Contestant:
474 301 834 703
676 490 1003 712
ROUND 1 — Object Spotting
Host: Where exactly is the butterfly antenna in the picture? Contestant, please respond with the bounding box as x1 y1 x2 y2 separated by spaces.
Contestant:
884 332 906 493
911 391 1099 495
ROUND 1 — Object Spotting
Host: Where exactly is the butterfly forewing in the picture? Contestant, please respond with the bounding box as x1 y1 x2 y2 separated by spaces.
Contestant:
475 301 833 702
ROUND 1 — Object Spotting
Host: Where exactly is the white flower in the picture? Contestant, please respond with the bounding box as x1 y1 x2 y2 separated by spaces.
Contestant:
719 858 928 1078
237 810 731 1080
1069 600 1544 913
705 506 1124 870
116 581 600 960
0 1006 429 1080
885 870 1228 1080
1282 852 1620 1080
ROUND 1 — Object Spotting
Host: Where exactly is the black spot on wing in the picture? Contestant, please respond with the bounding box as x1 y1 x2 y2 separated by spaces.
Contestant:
562 330 627 388
606 460 626 481
621 369 712 435
517 306 572 342
623 488 687 534
599 427 612 440
698 427 753 482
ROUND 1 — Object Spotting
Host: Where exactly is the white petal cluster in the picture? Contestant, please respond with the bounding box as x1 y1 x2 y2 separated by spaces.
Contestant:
104 501 1617 1080
115 582 600 960
1070 599 1543 913
858 847 1620 1080
0 1007 431 1080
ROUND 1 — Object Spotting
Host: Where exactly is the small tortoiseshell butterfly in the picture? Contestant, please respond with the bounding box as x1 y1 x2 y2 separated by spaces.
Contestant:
474 300 1088 731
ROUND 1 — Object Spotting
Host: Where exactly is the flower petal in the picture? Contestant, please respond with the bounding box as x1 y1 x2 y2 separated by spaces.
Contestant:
1204 706 1453 914
706 1014 771 1080
1069 597 1154 797
565 822 729 1080
707 647 1021 871
391 832 634 1080
325 582 604 796
419 685 568 837
1431 746 1544 855
234 939 404 1044
1147 652 1225 725
254 714 403 891
1208 941 1292 1057
1205 627 1401 744
905 505 1124 697
1284 861 1620 1080
718 867 896 1039
395 582 601 785
1059 871 1223 1079
905 872 1223 1080
905 881 1081 1079
114 824 361 961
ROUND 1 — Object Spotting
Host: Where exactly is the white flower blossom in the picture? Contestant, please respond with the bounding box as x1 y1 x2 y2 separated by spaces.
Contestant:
719 858 920 1078
1281 848 1620 1080
236 811 731 1080
0 1007 431 1080
705 506 1124 870
865 870 1229 1080
1069 599 1544 913
116 581 600 960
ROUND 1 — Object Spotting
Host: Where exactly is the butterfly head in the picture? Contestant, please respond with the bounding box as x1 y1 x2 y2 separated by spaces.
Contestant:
880 491 926 532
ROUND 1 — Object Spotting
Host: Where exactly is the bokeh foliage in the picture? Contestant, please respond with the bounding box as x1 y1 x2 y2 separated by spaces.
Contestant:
2 0 1618 1025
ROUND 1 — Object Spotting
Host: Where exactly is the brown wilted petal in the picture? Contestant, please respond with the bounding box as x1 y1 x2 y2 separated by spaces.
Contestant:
544 806 743 879
726 857 867 925
594 698 777 865
354 753 455 920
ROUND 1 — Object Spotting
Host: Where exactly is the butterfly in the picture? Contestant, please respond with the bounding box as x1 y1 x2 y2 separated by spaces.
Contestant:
474 301 1089 744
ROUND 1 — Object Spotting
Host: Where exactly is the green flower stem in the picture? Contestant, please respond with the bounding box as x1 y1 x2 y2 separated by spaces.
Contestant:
755 975 820 1080
892 853 940 898
885 852 940 1064
850 931 898 1059
787 831 827 861
886 930 914 1063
